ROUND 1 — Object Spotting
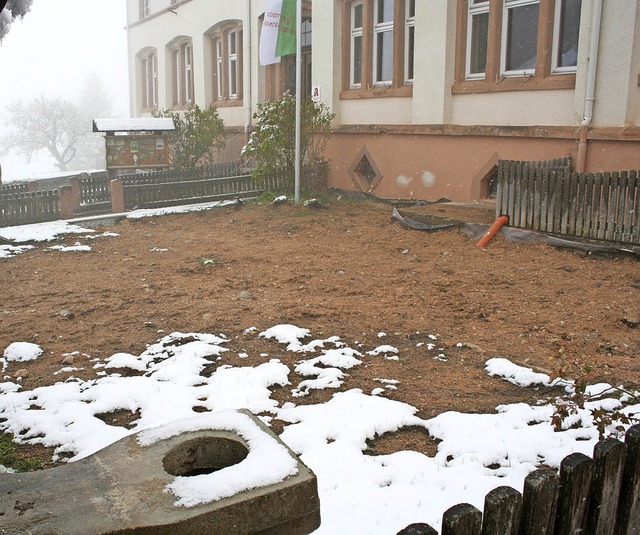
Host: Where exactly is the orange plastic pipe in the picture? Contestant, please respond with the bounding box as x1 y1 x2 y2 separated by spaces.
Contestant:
476 215 509 247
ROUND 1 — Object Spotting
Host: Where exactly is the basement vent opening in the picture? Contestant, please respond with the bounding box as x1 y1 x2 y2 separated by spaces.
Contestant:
349 148 383 192
355 154 378 185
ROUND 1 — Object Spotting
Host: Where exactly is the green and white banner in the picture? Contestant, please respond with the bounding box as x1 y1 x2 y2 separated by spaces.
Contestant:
259 0 296 66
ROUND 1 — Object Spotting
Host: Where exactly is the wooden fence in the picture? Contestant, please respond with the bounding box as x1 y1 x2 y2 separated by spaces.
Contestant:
78 172 110 205
397 424 640 535
496 159 640 245
119 173 284 210
0 190 60 226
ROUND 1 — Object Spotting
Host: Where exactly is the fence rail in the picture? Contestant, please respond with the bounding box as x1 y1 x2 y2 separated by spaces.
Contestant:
121 173 283 210
0 190 60 227
398 424 640 535
79 171 110 205
496 159 640 245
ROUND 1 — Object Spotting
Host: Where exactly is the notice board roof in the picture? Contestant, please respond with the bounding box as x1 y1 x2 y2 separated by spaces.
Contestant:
93 118 175 133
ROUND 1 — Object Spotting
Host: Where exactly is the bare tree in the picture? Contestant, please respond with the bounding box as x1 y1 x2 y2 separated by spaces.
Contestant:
0 0 33 41
1 95 86 172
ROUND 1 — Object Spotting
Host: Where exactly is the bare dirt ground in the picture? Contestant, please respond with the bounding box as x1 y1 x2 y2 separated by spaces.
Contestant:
1 196 639 460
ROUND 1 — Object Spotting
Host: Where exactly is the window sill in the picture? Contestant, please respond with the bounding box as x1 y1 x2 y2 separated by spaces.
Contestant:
340 85 413 100
213 99 243 108
452 73 576 94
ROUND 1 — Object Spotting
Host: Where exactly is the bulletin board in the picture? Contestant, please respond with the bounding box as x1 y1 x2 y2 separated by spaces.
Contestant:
105 135 171 170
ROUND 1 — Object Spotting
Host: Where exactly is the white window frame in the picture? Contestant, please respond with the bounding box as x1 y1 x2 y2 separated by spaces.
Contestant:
228 30 238 98
215 38 223 100
173 48 182 105
140 0 150 19
465 0 489 79
184 43 193 104
141 52 158 109
350 1 364 88
551 0 580 73
500 0 540 77
404 0 415 83
373 0 394 85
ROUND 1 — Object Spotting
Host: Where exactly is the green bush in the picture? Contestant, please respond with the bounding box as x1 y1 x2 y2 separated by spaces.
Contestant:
242 92 335 193
153 105 225 169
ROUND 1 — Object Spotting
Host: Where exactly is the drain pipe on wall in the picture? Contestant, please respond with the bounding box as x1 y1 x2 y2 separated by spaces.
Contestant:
576 0 603 173
244 0 253 145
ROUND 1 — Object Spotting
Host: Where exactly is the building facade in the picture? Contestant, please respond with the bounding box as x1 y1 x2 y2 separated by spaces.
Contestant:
126 0 640 202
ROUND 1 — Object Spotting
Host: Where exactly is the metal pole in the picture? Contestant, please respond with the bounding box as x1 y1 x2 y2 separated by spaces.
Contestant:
294 0 302 204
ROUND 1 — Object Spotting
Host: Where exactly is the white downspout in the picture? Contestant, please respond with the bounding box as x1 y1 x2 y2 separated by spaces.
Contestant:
244 0 253 145
577 0 603 172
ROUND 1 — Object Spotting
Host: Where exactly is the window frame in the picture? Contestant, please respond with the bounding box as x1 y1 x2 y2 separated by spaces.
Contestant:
341 0 413 99
350 1 364 88
454 0 580 94
208 22 243 106
139 0 150 19
169 39 194 109
140 51 158 111
551 0 581 73
404 0 415 83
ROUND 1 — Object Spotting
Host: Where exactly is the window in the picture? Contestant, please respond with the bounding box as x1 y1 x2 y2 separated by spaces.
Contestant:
350 2 364 87
405 0 415 82
455 0 582 93
139 0 150 19
139 50 158 111
209 23 243 104
552 0 581 72
343 0 414 98
373 0 394 85
169 39 194 107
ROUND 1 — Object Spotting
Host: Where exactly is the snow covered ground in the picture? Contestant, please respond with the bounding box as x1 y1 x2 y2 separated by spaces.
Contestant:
1 211 639 533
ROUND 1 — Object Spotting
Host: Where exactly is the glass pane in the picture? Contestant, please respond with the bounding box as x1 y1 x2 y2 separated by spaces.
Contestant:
407 0 415 18
377 0 394 23
229 32 236 55
353 35 362 85
376 31 394 82
353 3 363 29
470 12 488 74
407 26 414 80
557 0 581 67
506 4 539 71
230 59 237 95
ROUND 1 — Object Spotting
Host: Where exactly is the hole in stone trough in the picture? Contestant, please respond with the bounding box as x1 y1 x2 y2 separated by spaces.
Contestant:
163 437 249 477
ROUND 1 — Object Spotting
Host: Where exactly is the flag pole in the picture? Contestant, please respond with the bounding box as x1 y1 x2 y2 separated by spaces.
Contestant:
294 0 302 204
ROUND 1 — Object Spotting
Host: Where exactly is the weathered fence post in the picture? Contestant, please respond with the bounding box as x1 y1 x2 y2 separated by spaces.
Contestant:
587 437 626 535
396 523 437 535
59 185 75 219
481 485 521 535
520 467 559 535
110 179 125 214
69 176 81 215
442 503 482 535
616 424 640 535
555 452 594 535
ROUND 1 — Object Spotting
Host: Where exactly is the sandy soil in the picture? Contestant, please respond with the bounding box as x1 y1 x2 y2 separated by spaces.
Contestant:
1 196 639 458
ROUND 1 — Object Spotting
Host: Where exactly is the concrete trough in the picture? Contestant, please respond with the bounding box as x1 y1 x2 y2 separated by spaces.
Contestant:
0 409 320 534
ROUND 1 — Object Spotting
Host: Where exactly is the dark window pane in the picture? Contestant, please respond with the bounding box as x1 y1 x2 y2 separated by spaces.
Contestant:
377 0 394 23
376 31 394 82
353 3 363 28
408 0 415 18
557 0 581 67
230 60 237 95
469 12 488 74
407 26 415 80
353 35 362 84
506 4 539 71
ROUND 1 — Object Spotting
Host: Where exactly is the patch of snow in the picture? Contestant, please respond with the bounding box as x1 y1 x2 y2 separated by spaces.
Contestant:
3 342 43 363
46 242 91 252
485 357 574 391
367 345 399 356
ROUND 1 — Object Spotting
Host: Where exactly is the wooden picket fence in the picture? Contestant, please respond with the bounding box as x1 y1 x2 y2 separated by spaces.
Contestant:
397 424 640 535
78 171 111 205
496 159 640 245
0 190 60 226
